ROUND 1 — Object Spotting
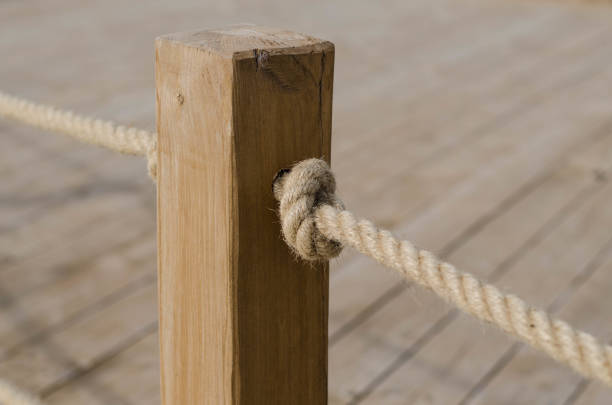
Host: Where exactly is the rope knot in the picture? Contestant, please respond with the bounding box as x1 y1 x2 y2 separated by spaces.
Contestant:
273 158 344 261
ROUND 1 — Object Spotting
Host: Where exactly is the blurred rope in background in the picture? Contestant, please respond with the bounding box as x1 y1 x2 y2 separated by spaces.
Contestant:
0 91 157 178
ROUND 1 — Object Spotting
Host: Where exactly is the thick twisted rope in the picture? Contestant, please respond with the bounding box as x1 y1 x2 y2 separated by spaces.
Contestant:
274 158 612 387
0 91 157 178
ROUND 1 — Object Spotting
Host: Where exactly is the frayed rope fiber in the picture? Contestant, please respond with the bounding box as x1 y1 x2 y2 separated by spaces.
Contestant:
273 158 612 387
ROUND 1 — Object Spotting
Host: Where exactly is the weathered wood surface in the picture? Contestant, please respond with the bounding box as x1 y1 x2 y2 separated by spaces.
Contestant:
156 26 333 404
1 0 612 404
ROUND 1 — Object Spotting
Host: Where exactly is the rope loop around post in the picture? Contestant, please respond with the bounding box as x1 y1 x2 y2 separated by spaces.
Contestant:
272 158 344 261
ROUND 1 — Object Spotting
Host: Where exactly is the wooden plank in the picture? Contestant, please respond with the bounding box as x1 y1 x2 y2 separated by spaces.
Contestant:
0 236 156 393
339 25 612 227
0 283 156 396
359 131 612 403
573 385 612 405
0 234 154 357
333 5 566 165
329 172 591 403
329 55 612 340
313 4 573 269
44 332 160 405
332 3 561 158
156 26 333 404
327 15 610 271
465 251 612 404
0 192 152 295
337 22 611 201
329 163 588 341
327 66 612 401
346 180 612 404
456 136 612 404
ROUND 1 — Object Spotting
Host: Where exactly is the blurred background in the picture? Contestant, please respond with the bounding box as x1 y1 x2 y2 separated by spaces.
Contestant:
2 0 612 403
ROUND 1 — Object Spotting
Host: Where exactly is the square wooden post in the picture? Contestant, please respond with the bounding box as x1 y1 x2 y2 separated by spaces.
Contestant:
155 26 334 404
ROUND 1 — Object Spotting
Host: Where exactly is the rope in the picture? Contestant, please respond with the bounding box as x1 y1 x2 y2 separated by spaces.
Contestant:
0 379 45 405
274 158 612 387
0 91 157 179
4 90 612 388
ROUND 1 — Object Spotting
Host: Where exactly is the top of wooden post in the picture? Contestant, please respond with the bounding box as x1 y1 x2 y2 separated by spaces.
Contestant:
157 24 333 59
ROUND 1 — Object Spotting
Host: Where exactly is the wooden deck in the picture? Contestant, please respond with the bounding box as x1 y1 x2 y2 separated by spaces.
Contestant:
2 0 612 403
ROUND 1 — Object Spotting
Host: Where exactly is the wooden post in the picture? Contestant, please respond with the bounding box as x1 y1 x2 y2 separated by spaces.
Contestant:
155 26 334 404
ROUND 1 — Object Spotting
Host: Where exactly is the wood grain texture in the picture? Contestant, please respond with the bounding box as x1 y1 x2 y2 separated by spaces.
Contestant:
156 25 334 404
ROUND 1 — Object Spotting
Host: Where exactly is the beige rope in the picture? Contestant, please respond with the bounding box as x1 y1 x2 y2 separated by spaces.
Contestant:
274 158 612 387
4 90 612 387
0 91 157 179
0 379 45 405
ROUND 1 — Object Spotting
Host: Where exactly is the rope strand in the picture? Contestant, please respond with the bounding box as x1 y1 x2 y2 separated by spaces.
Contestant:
0 91 157 178
274 158 612 387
